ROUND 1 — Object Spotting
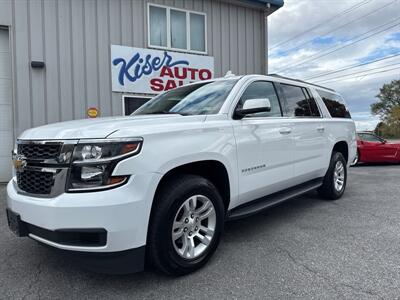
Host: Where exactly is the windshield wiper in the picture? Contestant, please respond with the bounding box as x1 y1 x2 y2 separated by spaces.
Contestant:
146 111 184 115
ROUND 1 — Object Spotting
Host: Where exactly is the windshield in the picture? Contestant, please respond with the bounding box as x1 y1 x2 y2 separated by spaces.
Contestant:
133 79 238 116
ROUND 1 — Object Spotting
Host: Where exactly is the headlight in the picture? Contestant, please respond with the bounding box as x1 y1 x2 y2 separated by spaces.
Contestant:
67 138 142 192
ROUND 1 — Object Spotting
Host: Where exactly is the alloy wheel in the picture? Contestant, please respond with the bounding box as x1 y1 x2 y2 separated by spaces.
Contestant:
333 161 345 192
171 195 216 259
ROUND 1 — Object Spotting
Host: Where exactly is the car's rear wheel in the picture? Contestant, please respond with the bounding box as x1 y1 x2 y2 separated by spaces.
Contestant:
147 175 225 276
318 151 347 200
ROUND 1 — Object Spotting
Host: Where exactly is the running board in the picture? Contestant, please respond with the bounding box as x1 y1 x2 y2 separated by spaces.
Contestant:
227 178 324 221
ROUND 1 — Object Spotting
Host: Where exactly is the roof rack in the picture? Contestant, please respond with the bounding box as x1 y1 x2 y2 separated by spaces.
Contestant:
268 74 336 92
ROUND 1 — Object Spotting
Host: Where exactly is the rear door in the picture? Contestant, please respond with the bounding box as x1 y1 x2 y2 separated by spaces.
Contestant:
278 83 328 183
232 80 295 206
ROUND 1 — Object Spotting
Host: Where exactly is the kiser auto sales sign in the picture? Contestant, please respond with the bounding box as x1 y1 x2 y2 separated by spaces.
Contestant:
111 45 214 94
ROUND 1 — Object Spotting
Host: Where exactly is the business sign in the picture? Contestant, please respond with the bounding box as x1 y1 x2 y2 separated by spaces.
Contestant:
111 45 214 94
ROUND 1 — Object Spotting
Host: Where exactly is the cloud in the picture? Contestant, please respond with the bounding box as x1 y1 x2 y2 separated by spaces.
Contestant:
268 0 400 124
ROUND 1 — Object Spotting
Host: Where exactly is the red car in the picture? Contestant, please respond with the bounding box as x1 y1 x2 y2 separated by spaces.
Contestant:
353 132 400 165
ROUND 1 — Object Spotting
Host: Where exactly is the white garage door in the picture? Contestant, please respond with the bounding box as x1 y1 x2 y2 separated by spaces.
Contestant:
0 29 13 182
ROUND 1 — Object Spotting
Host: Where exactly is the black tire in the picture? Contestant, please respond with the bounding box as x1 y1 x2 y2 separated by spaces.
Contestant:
147 174 225 276
318 151 347 200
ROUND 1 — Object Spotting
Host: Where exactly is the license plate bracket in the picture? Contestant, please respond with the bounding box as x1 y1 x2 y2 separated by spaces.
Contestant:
6 209 28 237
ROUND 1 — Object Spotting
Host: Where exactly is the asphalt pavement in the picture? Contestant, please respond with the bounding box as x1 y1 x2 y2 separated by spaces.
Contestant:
1 164 400 299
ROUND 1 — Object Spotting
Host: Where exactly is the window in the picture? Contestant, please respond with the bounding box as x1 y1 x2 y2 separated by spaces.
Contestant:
123 96 152 115
170 10 187 49
303 89 321 117
149 6 167 47
281 84 318 117
358 133 383 143
237 81 282 118
148 4 207 53
133 79 238 116
190 13 206 52
317 89 351 118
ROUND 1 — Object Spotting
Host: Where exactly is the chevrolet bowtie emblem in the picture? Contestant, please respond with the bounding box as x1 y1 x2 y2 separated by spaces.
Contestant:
13 154 27 172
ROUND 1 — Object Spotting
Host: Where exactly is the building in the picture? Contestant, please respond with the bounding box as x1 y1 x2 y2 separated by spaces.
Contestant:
0 0 283 181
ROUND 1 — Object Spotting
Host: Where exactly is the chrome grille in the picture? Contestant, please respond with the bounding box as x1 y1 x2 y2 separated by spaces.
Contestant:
17 170 55 195
18 143 61 160
15 140 76 197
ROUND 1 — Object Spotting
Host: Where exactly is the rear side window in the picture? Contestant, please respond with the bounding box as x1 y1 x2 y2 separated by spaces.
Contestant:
317 90 351 118
304 89 321 117
280 84 319 117
237 81 282 118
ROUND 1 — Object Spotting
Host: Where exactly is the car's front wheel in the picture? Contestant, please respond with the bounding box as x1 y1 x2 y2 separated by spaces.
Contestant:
318 151 347 200
147 175 225 276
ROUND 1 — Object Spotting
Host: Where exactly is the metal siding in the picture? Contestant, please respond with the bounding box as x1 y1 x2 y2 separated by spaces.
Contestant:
245 7 254 74
121 0 133 46
0 1 12 26
43 0 61 124
0 0 267 136
237 7 246 75
0 29 13 181
83 0 99 112
29 0 46 127
211 0 222 76
229 5 238 75
97 0 112 117
253 10 262 74
13 0 31 133
108 0 122 115
58 0 74 122
71 0 87 120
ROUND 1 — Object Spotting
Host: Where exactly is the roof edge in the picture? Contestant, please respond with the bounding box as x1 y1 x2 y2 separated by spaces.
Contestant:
243 0 284 8
227 0 284 12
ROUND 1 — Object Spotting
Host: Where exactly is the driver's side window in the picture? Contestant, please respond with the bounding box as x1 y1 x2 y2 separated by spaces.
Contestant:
359 133 381 142
237 81 282 118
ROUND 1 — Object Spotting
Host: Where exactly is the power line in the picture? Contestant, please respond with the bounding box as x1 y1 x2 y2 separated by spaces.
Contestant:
276 18 400 72
275 18 400 73
268 0 373 51
280 0 399 55
316 67 399 85
304 52 400 80
314 62 400 83
312 63 400 84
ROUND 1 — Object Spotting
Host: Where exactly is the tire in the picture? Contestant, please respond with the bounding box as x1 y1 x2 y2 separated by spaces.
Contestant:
318 151 347 200
147 174 225 276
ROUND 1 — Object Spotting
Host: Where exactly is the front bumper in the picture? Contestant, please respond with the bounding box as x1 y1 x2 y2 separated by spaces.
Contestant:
6 172 161 253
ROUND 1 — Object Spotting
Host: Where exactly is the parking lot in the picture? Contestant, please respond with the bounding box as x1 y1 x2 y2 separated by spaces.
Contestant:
1 164 400 299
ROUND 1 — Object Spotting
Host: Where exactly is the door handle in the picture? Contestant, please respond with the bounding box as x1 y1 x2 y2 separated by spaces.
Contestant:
279 128 292 135
317 126 325 132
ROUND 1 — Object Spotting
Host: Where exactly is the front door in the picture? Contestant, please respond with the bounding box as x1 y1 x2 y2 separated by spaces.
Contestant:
233 81 294 206
358 133 397 162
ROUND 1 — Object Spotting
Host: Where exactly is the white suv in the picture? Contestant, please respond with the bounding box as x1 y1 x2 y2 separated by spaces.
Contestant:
6 74 356 275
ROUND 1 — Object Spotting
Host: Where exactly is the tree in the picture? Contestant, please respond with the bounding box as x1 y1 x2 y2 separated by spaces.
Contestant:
371 79 400 121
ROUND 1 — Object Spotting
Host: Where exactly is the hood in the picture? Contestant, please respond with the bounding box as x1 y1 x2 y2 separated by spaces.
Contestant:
19 115 207 140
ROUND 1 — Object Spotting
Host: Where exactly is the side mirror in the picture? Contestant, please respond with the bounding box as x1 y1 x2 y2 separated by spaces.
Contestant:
382 139 387 144
234 98 271 119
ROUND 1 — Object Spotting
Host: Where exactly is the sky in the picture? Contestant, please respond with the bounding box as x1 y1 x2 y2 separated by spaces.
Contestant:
268 0 400 131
